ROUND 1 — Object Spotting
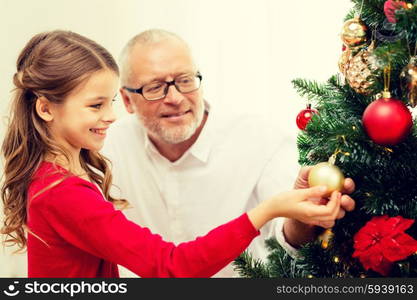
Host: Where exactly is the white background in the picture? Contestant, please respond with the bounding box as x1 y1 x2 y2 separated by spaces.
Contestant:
0 0 352 277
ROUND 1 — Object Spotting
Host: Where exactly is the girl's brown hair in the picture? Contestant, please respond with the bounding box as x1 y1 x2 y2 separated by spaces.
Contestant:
1 30 125 250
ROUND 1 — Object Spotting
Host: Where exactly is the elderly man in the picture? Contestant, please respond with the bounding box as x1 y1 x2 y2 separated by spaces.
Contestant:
102 29 355 277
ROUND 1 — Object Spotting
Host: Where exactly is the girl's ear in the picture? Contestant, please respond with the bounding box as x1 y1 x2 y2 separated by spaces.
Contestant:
35 96 54 122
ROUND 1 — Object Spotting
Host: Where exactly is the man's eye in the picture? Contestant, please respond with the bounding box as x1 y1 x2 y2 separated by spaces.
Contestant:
177 76 194 85
145 84 163 93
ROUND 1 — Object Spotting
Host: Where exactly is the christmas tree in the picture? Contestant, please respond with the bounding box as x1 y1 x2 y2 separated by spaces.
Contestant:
234 0 417 277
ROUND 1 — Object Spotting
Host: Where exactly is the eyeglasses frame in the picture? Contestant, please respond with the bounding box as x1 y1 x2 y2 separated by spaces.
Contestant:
122 72 202 101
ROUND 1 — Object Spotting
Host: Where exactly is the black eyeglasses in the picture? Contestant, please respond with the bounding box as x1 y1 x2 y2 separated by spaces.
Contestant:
123 72 202 101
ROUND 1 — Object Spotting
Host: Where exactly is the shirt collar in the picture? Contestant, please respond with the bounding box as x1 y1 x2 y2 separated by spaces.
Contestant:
188 100 212 164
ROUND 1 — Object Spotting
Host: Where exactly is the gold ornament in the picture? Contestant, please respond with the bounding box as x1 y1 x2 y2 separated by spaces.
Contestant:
308 162 345 197
339 47 352 74
344 42 378 95
341 17 368 49
400 56 417 107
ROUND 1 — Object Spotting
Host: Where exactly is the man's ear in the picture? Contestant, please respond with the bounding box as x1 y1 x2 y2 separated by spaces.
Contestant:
35 96 54 122
120 88 135 114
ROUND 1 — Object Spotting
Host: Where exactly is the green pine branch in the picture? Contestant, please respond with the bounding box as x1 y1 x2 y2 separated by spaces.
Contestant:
233 251 270 278
291 79 333 102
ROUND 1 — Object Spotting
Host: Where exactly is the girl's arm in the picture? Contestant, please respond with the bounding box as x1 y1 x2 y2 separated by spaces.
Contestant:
32 177 338 277
32 178 258 278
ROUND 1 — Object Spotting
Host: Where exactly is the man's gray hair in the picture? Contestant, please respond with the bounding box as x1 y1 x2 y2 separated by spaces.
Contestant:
119 29 189 85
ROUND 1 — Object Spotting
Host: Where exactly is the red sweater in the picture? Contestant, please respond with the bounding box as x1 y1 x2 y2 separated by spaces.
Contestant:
27 162 259 278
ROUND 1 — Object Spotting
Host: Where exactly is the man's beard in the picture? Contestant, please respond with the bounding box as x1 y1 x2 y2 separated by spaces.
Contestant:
139 102 205 144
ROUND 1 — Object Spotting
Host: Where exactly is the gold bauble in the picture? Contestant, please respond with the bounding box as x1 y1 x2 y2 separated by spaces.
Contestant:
338 48 352 74
344 42 378 95
400 56 417 107
341 17 367 49
308 162 345 197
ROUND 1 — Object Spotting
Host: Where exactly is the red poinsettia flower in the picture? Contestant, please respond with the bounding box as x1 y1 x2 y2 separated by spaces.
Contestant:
384 0 408 23
352 215 417 276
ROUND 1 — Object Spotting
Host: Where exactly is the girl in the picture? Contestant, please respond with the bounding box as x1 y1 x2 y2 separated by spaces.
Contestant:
1 30 341 278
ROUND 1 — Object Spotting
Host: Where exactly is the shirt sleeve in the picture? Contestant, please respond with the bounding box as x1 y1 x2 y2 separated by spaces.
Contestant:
38 178 259 278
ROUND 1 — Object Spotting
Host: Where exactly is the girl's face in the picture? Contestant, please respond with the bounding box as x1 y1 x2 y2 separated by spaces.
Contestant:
49 69 118 155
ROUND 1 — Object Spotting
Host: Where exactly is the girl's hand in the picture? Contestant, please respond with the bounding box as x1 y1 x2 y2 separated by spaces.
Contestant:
270 186 341 227
293 166 355 219
248 186 341 230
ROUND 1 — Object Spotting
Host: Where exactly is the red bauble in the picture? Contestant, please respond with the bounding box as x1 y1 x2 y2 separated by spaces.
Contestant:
362 97 413 146
296 105 318 130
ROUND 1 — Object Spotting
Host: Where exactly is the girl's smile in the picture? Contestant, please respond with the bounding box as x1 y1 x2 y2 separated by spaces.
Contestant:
90 127 109 137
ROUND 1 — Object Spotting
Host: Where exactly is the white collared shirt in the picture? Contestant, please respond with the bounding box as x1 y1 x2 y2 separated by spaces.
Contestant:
102 103 299 277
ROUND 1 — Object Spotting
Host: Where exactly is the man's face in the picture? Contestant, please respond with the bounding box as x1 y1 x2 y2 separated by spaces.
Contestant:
121 38 205 144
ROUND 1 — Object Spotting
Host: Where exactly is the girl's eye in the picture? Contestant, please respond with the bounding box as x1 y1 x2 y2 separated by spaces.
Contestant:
90 104 102 109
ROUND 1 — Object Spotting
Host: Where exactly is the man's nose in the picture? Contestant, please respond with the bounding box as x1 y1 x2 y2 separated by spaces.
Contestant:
163 84 185 105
